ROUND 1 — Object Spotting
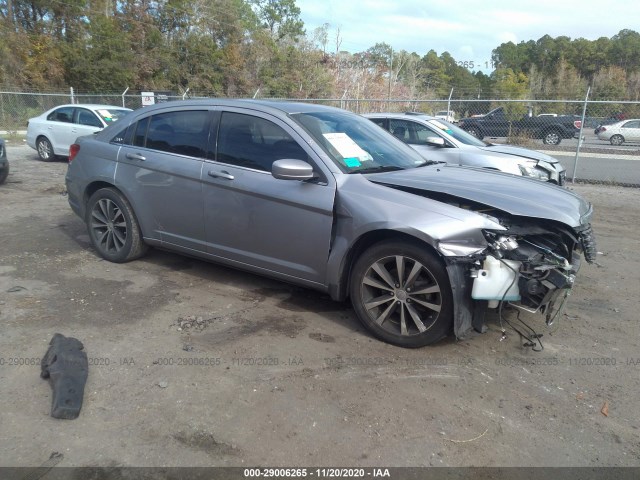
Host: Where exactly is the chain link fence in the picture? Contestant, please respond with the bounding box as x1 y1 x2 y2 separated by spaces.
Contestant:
2 89 639 184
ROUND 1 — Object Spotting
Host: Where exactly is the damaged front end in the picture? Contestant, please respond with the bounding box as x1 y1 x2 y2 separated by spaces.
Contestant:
445 210 596 337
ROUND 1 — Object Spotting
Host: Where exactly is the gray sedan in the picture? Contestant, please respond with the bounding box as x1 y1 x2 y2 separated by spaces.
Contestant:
66 100 596 348
365 112 566 185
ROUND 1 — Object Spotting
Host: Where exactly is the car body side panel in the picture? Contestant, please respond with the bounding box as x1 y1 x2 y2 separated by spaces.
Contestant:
65 136 122 219
325 174 503 300
116 145 206 251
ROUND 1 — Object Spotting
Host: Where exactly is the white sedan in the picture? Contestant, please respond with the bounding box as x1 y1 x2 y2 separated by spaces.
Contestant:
27 104 132 161
596 119 640 146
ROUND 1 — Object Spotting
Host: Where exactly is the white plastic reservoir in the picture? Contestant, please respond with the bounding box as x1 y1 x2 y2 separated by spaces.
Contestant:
472 256 521 302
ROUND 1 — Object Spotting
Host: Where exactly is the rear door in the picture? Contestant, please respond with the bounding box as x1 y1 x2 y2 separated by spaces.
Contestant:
116 108 211 251
45 106 77 155
201 108 336 285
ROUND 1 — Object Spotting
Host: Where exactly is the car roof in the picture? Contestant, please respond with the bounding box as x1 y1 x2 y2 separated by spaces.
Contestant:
47 104 132 111
363 112 437 121
136 99 343 117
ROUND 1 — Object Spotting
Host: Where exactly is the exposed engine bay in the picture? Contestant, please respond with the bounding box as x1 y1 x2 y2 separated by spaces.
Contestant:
403 188 597 338
478 219 596 324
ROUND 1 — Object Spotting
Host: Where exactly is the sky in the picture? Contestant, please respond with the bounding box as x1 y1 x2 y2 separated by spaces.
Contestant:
296 0 639 73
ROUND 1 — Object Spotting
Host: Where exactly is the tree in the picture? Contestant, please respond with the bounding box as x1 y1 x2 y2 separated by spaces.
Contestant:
252 0 304 40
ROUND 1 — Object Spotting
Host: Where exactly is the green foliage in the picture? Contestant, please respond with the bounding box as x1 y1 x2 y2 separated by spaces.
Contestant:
0 0 638 103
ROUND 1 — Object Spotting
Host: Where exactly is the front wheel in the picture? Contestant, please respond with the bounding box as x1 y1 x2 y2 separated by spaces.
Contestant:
86 188 148 263
542 130 561 145
36 136 55 162
350 241 453 348
610 134 624 146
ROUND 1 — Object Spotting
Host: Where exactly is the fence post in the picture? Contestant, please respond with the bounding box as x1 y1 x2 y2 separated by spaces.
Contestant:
70 87 75 104
572 86 590 183
447 88 453 119
121 87 129 107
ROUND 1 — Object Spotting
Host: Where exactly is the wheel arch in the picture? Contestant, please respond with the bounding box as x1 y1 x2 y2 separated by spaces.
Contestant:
328 229 445 302
83 181 148 238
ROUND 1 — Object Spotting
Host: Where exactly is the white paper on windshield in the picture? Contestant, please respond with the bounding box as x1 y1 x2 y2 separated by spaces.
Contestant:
97 109 113 122
323 132 373 164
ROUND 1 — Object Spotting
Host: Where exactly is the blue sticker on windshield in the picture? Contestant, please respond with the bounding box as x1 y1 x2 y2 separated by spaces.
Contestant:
344 157 361 168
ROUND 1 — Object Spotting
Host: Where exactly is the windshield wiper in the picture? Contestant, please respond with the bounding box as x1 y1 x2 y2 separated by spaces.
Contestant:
354 165 405 174
415 160 446 167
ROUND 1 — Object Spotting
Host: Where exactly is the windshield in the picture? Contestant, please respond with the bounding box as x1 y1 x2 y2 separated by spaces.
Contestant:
426 119 488 147
95 108 132 124
290 111 427 173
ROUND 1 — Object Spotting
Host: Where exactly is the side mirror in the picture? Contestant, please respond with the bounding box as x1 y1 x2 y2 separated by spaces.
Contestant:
272 159 315 180
426 136 445 147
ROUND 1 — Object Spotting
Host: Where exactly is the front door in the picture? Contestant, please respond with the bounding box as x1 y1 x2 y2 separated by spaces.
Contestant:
201 109 336 286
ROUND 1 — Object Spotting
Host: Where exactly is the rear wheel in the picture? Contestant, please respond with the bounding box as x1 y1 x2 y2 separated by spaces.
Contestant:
86 188 148 263
610 134 624 146
36 136 55 161
542 130 561 145
350 241 453 348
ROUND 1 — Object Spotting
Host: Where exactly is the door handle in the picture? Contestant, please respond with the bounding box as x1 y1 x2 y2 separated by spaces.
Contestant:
125 152 146 161
208 170 234 180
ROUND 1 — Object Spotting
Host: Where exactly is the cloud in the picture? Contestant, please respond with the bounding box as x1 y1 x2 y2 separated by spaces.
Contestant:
296 0 640 72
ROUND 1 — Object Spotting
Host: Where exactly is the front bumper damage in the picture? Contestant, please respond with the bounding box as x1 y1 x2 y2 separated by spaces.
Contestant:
445 220 597 339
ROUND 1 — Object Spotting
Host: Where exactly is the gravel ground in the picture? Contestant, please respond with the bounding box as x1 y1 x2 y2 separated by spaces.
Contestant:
1 145 639 469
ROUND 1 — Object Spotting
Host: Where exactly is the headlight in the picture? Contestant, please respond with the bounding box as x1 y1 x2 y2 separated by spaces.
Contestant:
519 163 550 181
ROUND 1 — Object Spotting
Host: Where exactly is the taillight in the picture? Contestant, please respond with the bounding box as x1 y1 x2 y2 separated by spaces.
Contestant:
574 120 582 129
69 143 80 162
600 127 607 132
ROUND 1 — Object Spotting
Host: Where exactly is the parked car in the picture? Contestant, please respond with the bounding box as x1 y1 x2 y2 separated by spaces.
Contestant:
457 107 581 145
27 104 132 161
0 137 8 185
596 119 640 145
364 112 567 185
434 110 456 123
66 99 596 348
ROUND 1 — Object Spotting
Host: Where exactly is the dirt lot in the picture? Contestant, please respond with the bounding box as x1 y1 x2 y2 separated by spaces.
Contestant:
1 144 639 468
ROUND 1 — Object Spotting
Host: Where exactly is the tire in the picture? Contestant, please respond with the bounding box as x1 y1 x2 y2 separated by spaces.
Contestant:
542 130 561 145
36 136 55 162
0 164 8 185
85 188 148 263
610 134 624 146
465 127 482 139
349 241 453 348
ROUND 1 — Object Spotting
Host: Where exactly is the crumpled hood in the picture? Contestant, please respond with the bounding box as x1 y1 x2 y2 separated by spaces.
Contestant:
479 144 559 164
367 164 592 228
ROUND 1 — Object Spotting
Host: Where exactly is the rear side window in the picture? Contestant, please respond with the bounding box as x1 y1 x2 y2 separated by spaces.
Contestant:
47 107 74 123
133 118 149 147
146 111 210 157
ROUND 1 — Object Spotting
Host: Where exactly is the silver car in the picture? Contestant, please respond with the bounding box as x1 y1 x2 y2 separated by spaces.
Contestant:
66 100 596 348
596 119 640 145
365 112 567 185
